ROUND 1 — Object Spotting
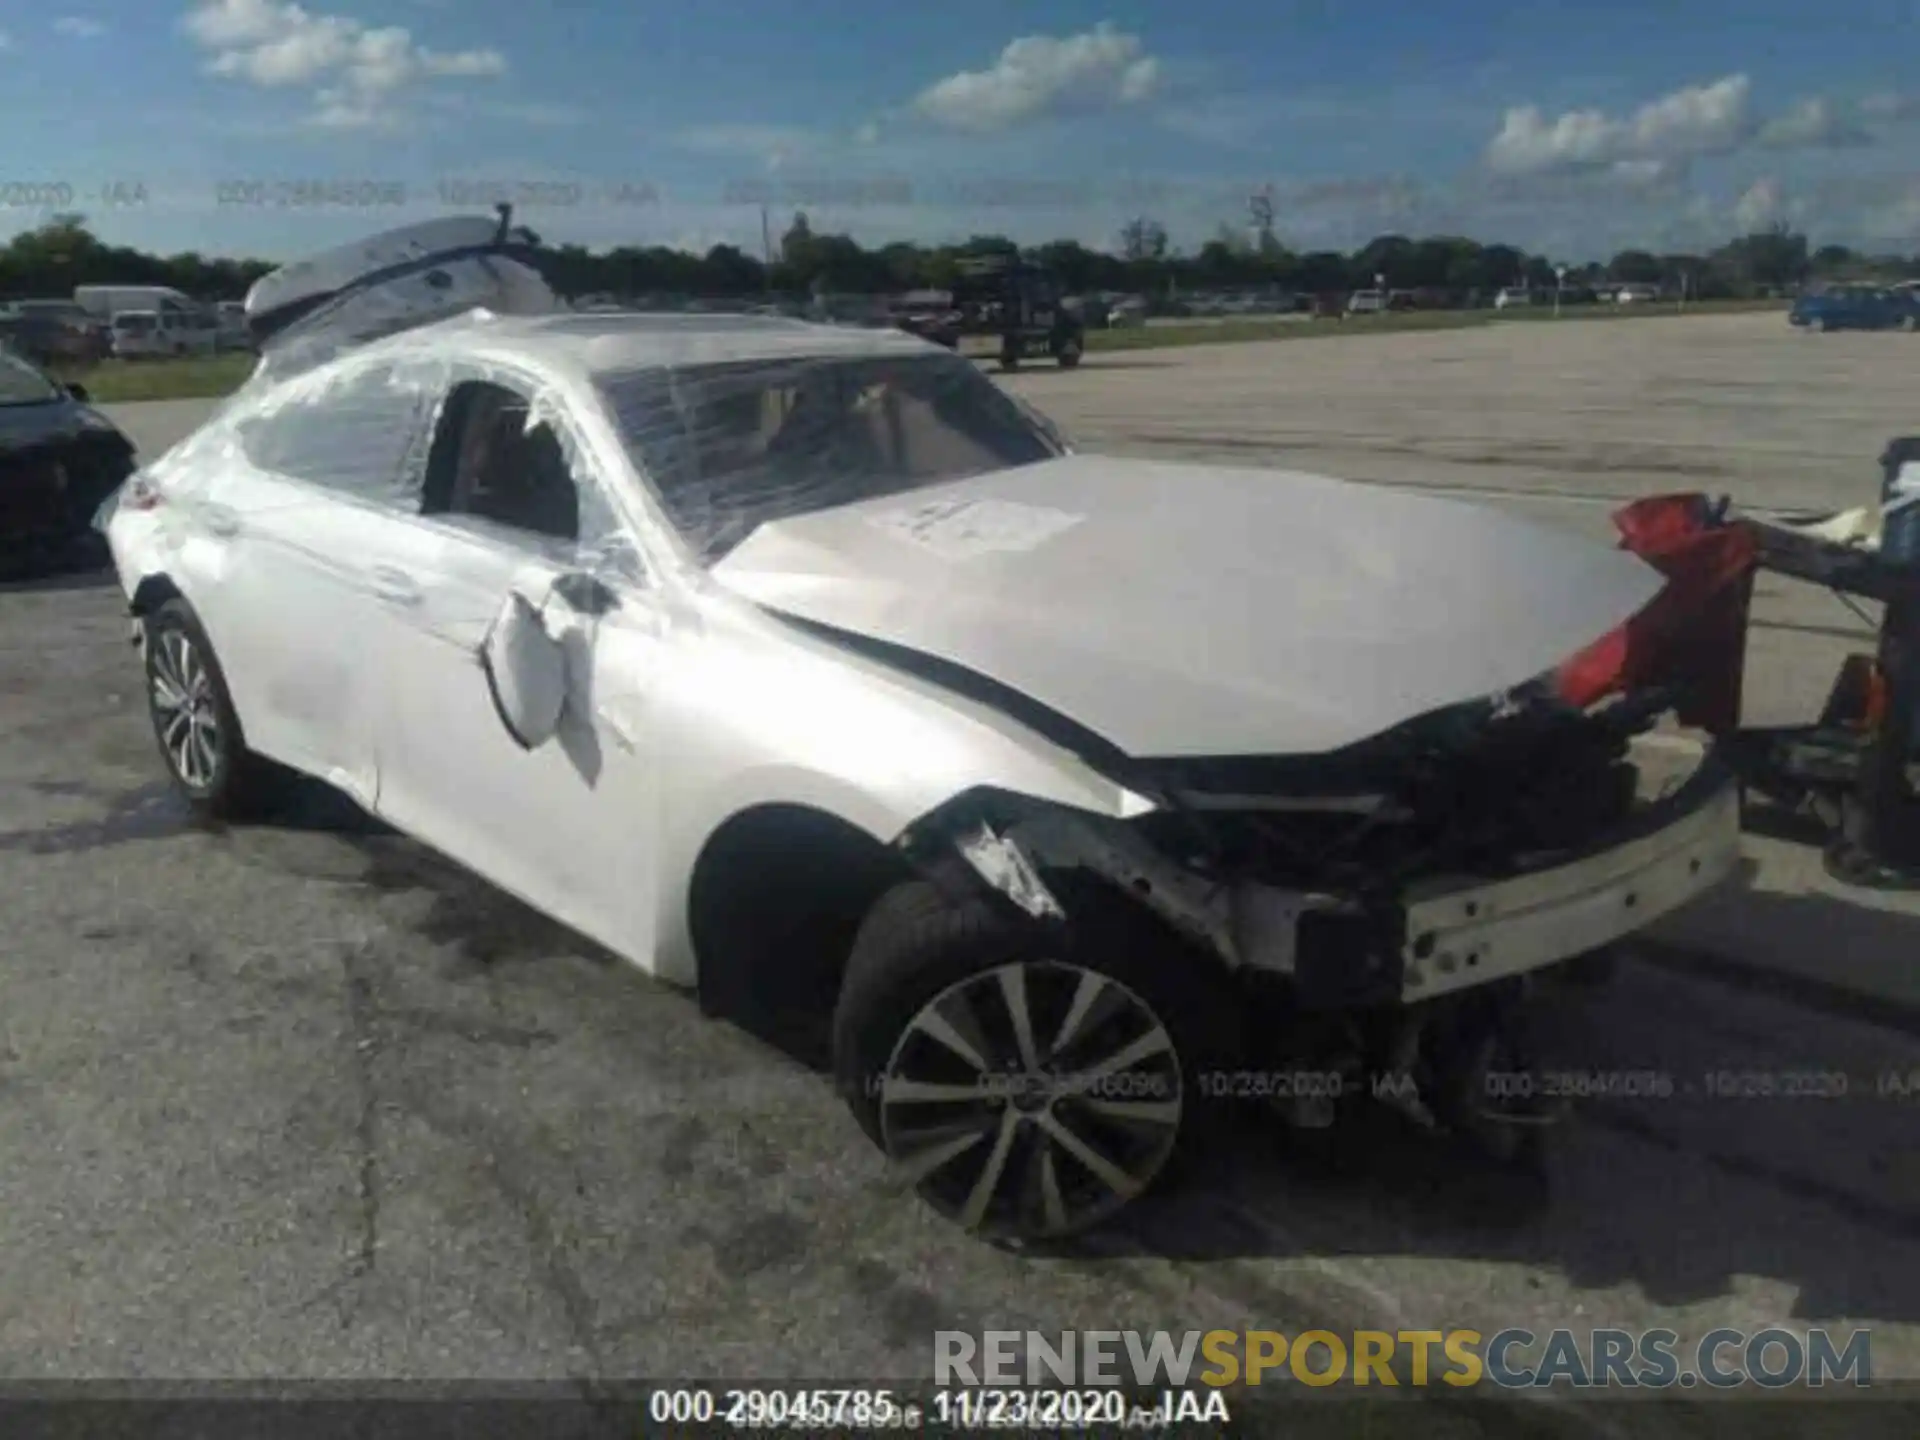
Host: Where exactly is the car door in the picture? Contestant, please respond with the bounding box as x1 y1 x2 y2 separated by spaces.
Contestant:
363 366 670 962
199 355 441 805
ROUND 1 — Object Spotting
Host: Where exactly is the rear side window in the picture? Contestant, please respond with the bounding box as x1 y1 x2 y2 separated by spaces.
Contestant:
237 361 437 505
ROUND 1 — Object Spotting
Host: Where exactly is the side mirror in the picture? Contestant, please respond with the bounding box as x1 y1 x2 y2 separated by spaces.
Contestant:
65 381 90 403
481 591 568 749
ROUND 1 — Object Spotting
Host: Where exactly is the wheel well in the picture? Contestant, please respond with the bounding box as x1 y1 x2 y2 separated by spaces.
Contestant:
129 574 183 617
687 804 915 1067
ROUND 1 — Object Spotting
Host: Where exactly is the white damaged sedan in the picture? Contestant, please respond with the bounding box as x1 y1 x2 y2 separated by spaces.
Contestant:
106 219 1741 1240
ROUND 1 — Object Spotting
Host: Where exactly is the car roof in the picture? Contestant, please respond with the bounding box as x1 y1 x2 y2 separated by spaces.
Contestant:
347 308 940 380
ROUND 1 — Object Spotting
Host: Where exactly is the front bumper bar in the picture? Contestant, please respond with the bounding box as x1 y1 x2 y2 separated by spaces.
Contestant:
1391 761 1742 1001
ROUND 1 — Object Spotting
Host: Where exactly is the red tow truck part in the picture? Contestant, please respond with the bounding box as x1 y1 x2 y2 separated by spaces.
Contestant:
1555 492 1761 735
1561 474 1920 882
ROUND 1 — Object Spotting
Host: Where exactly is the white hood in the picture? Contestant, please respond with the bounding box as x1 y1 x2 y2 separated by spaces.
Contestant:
710 455 1664 758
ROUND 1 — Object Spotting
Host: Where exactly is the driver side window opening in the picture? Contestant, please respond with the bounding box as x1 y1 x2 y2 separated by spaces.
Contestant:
422 379 581 544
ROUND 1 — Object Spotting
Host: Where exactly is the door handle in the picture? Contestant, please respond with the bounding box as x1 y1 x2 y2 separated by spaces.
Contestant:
369 565 423 607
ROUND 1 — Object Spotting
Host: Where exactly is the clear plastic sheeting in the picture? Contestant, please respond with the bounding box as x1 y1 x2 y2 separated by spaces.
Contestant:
121 321 642 618
593 350 1069 563
228 353 446 508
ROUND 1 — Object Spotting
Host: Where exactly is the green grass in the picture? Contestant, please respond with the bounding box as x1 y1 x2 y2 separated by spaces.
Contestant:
51 352 255 404
53 298 1794 403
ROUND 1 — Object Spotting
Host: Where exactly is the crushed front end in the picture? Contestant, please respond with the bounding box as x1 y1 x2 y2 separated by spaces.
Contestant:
903 682 1742 1164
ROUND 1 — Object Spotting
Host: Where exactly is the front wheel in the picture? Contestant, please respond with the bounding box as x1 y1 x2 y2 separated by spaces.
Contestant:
143 598 282 820
833 880 1237 1242
1055 338 1083 368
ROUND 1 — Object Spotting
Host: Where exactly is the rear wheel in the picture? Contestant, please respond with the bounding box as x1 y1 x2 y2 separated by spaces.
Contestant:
834 880 1238 1242
1055 335 1083 368
143 599 283 820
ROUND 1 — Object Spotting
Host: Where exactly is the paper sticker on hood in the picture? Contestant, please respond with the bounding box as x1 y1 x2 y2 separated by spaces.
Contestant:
866 496 1085 561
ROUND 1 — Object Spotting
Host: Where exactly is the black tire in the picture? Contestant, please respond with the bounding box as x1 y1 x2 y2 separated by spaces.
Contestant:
1055 341 1083 369
1423 989 1552 1176
998 348 1021 371
833 878 1243 1241
142 598 282 820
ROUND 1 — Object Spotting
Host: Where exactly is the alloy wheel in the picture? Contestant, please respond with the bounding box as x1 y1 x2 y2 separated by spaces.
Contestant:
150 629 222 790
876 959 1184 1239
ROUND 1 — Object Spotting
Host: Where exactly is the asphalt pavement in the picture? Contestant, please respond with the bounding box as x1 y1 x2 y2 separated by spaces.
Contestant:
1 314 1915 1429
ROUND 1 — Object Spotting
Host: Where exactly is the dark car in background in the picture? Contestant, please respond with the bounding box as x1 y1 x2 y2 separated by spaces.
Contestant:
0 300 111 366
0 349 137 576
1790 285 1920 332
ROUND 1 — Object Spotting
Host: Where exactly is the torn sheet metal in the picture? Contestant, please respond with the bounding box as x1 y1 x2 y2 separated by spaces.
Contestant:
712 454 1666 759
956 823 1066 919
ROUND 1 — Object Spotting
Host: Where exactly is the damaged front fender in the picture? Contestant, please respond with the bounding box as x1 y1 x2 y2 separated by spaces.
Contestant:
899 786 1351 983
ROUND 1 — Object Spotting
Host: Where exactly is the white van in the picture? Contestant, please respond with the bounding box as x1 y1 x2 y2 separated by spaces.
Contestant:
110 308 220 358
75 285 198 321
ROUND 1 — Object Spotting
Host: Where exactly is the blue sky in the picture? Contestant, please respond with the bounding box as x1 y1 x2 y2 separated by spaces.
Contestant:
2 0 1918 262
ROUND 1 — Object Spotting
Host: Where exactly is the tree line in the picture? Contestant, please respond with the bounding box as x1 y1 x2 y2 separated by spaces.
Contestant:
3 211 1912 308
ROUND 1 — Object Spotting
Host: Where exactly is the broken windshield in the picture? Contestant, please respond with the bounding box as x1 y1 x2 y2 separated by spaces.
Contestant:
595 351 1067 562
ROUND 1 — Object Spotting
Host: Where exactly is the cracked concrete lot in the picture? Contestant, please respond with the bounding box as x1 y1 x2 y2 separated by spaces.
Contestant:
1 312 1916 1437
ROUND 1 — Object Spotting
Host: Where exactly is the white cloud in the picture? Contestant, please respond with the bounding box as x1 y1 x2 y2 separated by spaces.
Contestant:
1731 176 1785 230
1756 96 1868 149
181 0 505 128
54 16 108 38
910 22 1160 132
0 28 13 49
1485 74 1754 176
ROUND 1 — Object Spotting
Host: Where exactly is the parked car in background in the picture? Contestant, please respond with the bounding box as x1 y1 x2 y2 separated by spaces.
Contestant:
0 300 110 365
1308 292 1346 319
1493 287 1532 310
1789 285 1920 332
1347 289 1386 315
1611 283 1660 305
1107 296 1149 327
0 347 136 574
